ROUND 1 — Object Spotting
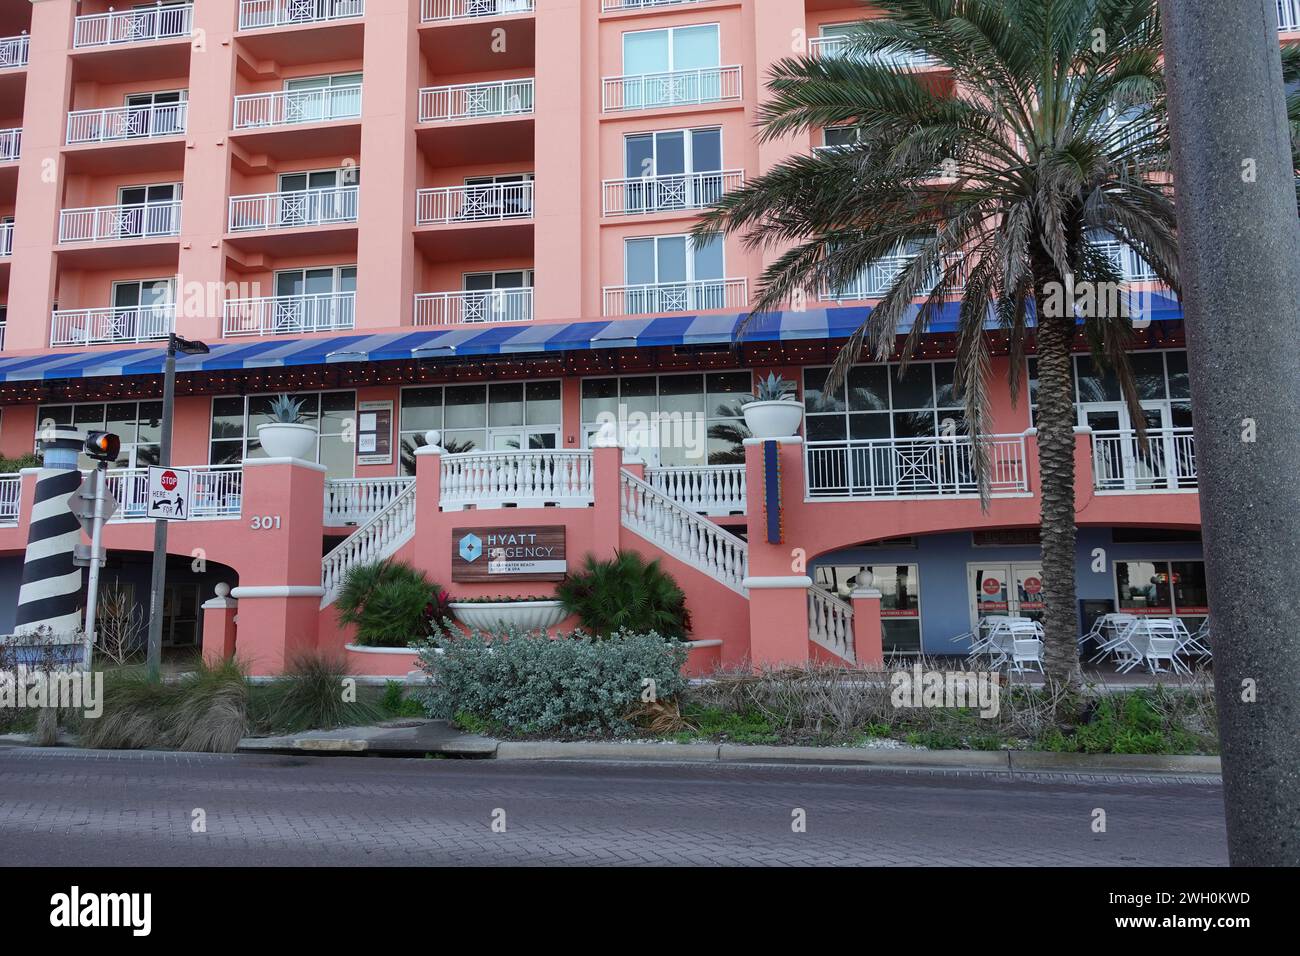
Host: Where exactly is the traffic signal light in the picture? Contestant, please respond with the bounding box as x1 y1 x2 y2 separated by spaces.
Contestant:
83 431 120 463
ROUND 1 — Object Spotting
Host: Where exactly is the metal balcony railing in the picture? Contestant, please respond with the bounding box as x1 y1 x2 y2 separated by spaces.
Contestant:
0 34 28 68
233 85 362 129
602 277 748 316
807 35 938 68
0 474 20 523
1280 1 1300 31
223 291 356 336
238 0 365 31
602 169 743 216
819 253 966 300
0 222 11 257
421 0 534 22
0 128 18 162
418 79 534 122
602 65 743 112
602 0 710 9
415 181 534 224
1092 428 1197 492
228 185 359 231
66 103 187 144
58 201 182 243
805 434 1030 499
1089 238 1160 282
105 466 243 520
73 3 194 48
50 306 176 347
414 288 533 325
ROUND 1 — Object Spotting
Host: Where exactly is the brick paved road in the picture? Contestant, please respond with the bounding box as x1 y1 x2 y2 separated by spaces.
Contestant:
0 747 1227 865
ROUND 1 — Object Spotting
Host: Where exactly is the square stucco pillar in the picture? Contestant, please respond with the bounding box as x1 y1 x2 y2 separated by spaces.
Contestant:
851 588 884 668
229 458 327 675
201 585 239 664
412 435 444 581
591 445 623 563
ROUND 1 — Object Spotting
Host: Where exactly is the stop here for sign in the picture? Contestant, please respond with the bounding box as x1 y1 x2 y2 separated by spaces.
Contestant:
147 465 192 521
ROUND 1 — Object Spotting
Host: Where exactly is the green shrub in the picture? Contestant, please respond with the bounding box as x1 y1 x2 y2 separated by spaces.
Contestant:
335 559 446 648
381 680 425 718
0 453 39 473
419 628 689 736
250 652 383 734
556 551 690 639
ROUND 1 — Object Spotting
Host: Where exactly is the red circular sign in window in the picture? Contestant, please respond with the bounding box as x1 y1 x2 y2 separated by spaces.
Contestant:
1023 576 1043 594
982 578 1001 595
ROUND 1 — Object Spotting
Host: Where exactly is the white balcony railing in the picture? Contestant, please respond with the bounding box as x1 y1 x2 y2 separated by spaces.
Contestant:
441 450 594 510
1280 1 1300 31
228 185 358 231
1092 428 1197 492
805 434 1030 499
58 201 182 243
602 277 748 316
0 34 29 68
602 169 743 216
233 85 361 129
414 288 533 325
644 464 745 516
104 466 243 521
223 291 356 336
324 476 413 525
602 0 711 9
0 127 18 161
0 475 20 523
50 306 176 347
602 65 743 112
819 253 966 301
415 181 534 224
1089 238 1160 282
421 0 535 22
0 222 11 257
73 3 194 48
808 35 938 68
418 79 534 122
66 103 187 145
0 323 5 351
238 0 365 31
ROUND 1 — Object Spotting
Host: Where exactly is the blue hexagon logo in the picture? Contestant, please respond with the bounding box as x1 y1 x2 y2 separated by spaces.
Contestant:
459 533 483 563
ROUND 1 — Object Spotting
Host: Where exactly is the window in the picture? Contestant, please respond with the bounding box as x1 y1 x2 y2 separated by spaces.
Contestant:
462 173 534 218
580 372 751 466
1113 559 1208 633
37 401 163 470
124 89 187 136
116 183 181 238
284 72 362 121
462 270 534 323
814 563 922 655
621 127 723 212
1028 350 1192 430
803 360 966 443
111 278 176 338
623 233 725 313
209 392 357 479
272 266 356 331
276 167 359 225
821 126 864 149
621 24 721 108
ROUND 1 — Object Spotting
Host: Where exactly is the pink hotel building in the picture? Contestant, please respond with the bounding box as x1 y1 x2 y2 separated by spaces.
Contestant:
0 0 1269 674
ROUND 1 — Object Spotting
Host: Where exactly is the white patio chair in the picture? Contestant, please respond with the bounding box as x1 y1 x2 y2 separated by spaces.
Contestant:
1011 635 1045 674
1089 613 1138 663
1144 635 1180 674
1179 618 1212 659
1113 624 1148 674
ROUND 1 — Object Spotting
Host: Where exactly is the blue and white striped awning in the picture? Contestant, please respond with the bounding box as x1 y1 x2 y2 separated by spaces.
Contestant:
0 295 1184 384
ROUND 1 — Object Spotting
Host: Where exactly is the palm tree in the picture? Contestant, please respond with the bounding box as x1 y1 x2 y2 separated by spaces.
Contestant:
1280 44 1300 213
697 0 1178 684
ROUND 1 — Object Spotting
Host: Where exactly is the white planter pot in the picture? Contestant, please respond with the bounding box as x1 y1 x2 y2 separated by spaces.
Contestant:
742 399 804 439
256 422 317 461
449 600 567 632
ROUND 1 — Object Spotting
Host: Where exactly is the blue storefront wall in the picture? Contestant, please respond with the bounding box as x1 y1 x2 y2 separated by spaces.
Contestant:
810 527 1204 655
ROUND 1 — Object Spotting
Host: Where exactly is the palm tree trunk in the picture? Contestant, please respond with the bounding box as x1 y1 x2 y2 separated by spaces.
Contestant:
1032 302 1084 687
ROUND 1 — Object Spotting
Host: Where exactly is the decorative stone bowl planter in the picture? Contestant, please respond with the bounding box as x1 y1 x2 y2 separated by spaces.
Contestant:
449 600 567 632
256 422 317 460
741 398 804 439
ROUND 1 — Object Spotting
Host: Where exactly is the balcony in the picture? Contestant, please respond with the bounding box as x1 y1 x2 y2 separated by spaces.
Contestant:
223 291 356 336
58 201 182 243
601 0 711 10
66 103 187 145
415 181 534 224
233 85 362 129
324 476 413 525
73 4 194 48
50 305 176 347
0 221 11 256
0 127 20 161
602 278 747 316
1090 238 1160 282
805 434 1030 499
105 466 243 520
421 0 534 22
1281 1 1300 31
1092 428 1197 493
602 169 743 216
228 185 358 232
414 288 533 326
602 65 743 113
418 78 534 123
807 35 938 69
0 34 28 68
238 0 365 31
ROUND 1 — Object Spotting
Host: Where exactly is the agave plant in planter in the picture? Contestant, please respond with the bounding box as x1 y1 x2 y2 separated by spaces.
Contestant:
741 372 803 439
255 394 316 461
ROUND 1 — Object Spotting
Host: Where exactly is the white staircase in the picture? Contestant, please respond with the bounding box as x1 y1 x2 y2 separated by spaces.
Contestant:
618 469 747 594
320 480 418 607
807 584 856 663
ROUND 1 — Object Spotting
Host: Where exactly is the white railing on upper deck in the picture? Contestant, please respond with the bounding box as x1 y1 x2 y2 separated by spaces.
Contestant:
0 128 18 161
807 35 938 68
421 0 534 22
419 79 534 122
1091 428 1197 492
58 201 182 243
601 0 711 12
0 222 11 257
602 169 743 216
1280 1 1300 31
321 480 418 606
415 181 534 224
0 34 28 68
102 466 243 521
414 288 533 325
805 434 1030 499
603 278 747 316
228 185 358 231
808 584 855 662
1089 238 1160 282
0 475 21 524
820 253 965 300
73 3 194 48
233 85 362 128
644 464 745 516
50 306 175 347
223 292 356 336
238 0 365 31
324 477 414 524
602 65 743 112
66 103 187 144
440 450 594 510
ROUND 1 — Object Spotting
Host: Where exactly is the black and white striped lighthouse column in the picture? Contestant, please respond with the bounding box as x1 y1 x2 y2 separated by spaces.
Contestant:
13 429 85 637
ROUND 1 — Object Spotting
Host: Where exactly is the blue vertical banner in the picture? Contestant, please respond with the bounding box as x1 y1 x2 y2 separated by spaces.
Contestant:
763 440 782 544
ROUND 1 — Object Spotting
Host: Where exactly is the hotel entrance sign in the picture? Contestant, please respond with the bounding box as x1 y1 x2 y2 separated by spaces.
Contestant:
452 525 567 582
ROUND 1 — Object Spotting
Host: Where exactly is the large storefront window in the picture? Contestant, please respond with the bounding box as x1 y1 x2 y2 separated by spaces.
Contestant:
581 372 751 466
398 381 562 475
1114 559 1208 632
804 361 966 441
37 401 163 469
814 563 922 655
209 391 356 479
1029 349 1191 429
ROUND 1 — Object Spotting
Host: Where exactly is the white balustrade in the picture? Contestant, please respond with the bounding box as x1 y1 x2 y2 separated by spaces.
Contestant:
233 85 362 129
0 221 11 257
0 127 18 161
440 450 593 510
239 0 365 31
805 434 1030 498
58 201 182 243
228 185 359 231
415 182 534 224
414 288 533 325
324 477 414 524
321 481 418 606
0 475 21 524
223 292 356 336
644 464 745 516
73 3 194 48
602 65 742 112
421 0 534 21
1280 1 1300 31
1089 238 1160 282
618 469 748 594
419 79 534 122
807 35 938 68
602 169 744 216
101 466 243 520
50 306 175 347
1091 428 1197 492
808 584 856 663
66 103 187 144
602 278 747 316
0 34 29 68
820 253 965 300
602 0 710 10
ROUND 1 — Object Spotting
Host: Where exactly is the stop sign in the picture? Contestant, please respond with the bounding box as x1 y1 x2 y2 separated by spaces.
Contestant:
160 470 178 491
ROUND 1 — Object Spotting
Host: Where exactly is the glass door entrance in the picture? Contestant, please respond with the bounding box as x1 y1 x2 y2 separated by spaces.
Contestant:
1082 402 1175 490
968 562 1044 630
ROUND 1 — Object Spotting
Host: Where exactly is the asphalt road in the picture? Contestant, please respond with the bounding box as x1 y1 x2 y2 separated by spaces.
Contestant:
0 746 1228 866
